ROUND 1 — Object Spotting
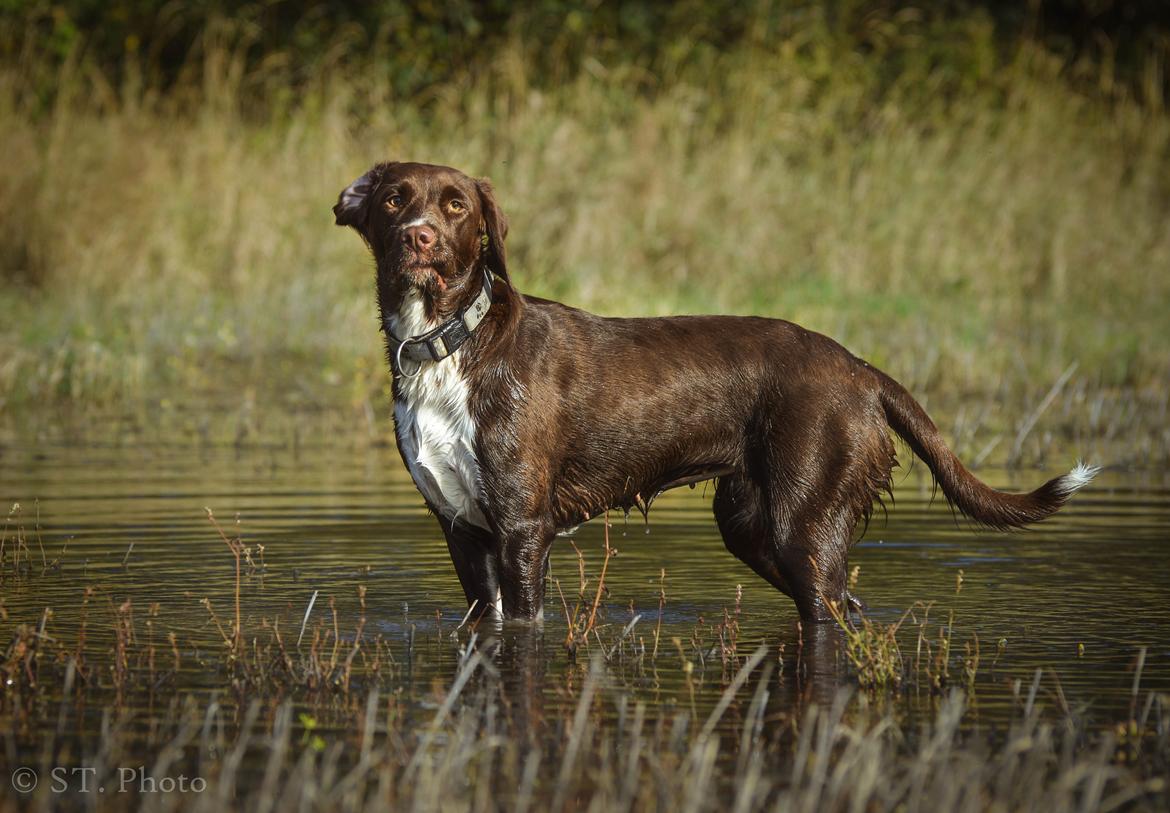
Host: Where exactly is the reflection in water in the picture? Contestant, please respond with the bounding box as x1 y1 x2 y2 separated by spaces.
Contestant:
489 626 550 743
478 620 853 749
790 622 847 708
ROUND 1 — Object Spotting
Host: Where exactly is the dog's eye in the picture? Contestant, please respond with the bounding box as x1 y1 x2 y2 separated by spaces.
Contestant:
447 199 466 214
385 194 403 210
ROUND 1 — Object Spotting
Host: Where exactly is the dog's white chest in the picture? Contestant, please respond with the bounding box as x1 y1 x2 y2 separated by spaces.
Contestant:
390 296 489 531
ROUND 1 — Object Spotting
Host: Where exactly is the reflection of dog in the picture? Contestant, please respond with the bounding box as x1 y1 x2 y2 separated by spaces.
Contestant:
334 161 1098 622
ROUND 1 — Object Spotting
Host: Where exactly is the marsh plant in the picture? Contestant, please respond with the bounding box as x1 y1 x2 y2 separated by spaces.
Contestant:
2 516 1168 811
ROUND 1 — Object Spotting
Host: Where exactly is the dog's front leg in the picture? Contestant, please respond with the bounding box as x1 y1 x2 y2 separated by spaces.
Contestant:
495 518 555 621
442 521 502 618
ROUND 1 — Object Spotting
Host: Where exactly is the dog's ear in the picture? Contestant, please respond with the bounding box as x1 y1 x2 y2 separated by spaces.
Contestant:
333 163 391 234
476 178 509 283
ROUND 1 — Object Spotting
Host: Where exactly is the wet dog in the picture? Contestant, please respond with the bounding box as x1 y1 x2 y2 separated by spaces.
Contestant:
334 161 1097 622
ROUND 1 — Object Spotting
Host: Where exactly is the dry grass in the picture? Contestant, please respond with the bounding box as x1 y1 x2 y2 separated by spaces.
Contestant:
1 23 1168 466
7 660 1167 812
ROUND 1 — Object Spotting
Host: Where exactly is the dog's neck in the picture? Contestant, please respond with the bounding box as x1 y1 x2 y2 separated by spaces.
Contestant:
378 267 485 340
380 268 513 387
384 286 433 340
378 265 521 387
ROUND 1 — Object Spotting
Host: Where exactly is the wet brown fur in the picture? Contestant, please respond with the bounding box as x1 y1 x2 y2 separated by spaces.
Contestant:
335 161 1089 622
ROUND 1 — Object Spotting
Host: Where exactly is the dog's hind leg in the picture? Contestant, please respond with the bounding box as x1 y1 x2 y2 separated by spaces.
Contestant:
716 406 886 622
774 502 853 623
714 473 852 621
777 422 893 621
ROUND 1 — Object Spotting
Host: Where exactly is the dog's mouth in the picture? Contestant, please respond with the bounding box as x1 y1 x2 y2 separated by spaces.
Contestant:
397 255 450 292
417 266 448 292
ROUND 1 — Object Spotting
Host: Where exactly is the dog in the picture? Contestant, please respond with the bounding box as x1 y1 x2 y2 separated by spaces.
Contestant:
333 161 1097 623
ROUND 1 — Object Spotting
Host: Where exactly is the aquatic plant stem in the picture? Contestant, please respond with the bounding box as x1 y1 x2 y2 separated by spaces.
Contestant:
206 508 243 652
584 511 615 638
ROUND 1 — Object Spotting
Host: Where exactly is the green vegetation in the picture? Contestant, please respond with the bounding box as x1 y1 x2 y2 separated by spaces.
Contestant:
2 6 1168 464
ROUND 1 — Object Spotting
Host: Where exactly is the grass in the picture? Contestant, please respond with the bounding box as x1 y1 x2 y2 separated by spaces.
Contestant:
6 673 1169 811
827 568 986 694
1 19 1169 465
1 511 1168 811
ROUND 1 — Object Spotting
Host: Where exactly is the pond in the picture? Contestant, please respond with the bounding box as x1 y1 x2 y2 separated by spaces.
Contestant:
1 407 1168 810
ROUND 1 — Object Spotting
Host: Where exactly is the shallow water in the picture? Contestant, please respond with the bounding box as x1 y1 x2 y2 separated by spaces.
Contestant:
2 414 1169 747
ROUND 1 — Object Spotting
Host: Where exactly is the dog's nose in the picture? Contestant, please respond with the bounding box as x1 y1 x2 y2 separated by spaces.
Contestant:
403 225 436 253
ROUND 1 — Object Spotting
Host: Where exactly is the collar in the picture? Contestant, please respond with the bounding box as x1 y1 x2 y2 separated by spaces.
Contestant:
383 270 494 377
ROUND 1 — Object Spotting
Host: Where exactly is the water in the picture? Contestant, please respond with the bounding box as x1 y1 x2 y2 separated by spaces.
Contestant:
2 409 1169 753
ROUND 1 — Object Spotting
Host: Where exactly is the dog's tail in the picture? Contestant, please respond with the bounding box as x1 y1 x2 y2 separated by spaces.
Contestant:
875 369 1098 529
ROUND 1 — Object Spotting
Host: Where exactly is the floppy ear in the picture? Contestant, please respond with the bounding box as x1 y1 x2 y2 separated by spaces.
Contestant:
476 178 510 283
333 163 391 233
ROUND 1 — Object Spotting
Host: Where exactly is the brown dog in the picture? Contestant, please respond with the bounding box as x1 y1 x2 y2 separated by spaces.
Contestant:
334 161 1097 622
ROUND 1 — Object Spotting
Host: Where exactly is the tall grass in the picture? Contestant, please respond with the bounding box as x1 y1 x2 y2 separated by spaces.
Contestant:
8 674 1167 812
2 19 1168 461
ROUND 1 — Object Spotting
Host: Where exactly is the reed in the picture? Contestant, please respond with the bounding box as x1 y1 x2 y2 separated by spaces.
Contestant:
4 600 1166 812
1 18 1168 469
1 513 1167 811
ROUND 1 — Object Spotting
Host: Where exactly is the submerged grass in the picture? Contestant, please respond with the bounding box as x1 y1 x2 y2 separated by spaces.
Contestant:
1 510 1168 811
1 16 1169 464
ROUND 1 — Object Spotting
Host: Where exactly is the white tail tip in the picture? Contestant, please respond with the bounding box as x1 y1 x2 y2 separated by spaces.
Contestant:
1055 461 1101 496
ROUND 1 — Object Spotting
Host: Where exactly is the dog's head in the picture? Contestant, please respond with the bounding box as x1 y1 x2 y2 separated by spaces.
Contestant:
333 162 509 308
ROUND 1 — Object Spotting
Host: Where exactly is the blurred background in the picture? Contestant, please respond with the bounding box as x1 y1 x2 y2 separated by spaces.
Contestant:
2 1 1168 464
